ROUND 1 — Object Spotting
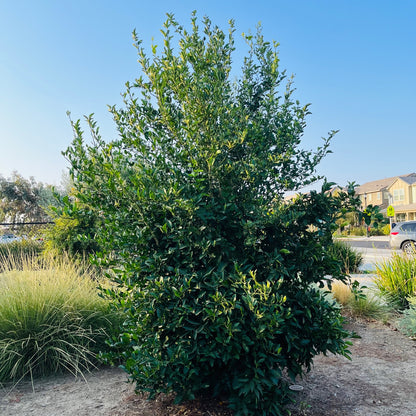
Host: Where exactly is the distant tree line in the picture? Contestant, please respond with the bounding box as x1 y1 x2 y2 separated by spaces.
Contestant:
0 171 98 255
0 172 68 231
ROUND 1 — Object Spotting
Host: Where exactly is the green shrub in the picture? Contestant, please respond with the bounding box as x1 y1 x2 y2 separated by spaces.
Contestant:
329 241 363 274
369 227 385 236
344 225 387 237
0 254 120 383
348 226 367 236
397 297 416 338
374 253 416 309
43 209 100 257
66 13 359 416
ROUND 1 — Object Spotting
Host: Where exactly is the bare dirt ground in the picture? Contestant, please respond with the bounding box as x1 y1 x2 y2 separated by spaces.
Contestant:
1 318 415 416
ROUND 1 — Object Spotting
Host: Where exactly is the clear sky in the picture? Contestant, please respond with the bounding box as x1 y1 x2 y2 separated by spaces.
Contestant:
1 0 415 189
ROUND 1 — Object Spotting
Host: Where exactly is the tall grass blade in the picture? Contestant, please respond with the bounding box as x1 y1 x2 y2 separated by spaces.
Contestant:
0 253 120 385
374 253 416 309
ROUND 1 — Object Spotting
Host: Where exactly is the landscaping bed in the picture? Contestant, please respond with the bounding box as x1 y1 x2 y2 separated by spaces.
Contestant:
1 318 415 416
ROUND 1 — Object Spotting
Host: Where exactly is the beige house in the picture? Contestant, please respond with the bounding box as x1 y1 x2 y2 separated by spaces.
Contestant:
355 173 416 222
388 176 416 221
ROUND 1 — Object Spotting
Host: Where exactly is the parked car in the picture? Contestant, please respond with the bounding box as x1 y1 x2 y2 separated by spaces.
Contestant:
389 221 416 253
0 234 22 244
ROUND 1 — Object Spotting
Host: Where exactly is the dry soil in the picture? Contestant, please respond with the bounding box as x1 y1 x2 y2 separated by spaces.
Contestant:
1 318 415 416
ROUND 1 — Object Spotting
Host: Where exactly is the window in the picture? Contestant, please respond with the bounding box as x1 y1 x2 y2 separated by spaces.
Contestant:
400 223 416 232
368 193 372 202
396 213 406 222
413 186 416 203
377 192 381 200
393 189 405 202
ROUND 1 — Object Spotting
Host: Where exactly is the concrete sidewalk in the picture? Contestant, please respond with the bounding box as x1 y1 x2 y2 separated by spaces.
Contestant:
336 235 389 242
349 273 377 287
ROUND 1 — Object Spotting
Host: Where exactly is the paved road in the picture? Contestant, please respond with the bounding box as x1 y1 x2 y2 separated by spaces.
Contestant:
337 237 396 273
342 238 389 250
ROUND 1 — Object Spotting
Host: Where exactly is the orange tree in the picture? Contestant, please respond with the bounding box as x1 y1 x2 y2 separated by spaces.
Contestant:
63 13 359 415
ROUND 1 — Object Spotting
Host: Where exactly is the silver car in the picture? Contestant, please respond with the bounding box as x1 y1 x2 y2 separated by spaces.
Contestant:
389 221 416 253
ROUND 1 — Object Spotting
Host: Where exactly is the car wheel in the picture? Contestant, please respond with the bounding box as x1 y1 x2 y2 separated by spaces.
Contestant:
402 241 416 254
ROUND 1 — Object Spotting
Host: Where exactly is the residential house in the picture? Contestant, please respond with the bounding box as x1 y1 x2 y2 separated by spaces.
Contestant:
388 175 416 221
355 173 416 222
284 185 343 203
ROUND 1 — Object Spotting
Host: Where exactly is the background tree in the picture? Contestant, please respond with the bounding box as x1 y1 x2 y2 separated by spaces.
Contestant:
63 13 358 415
0 171 63 235
359 204 388 237
0 172 47 223
0 172 69 237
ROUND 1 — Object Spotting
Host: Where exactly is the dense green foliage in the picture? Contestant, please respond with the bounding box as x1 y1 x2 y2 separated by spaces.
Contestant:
336 225 389 237
335 198 388 237
329 241 363 274
360 204 387 229
44 196 100 257
375 253 416 309
0 254 119 382
63 13 358 415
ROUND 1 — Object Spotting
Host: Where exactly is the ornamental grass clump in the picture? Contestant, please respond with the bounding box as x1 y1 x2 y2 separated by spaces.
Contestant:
0 239 44 271
330 281 392 321
0 253 118 383
374 253 416 309
328 241 363 274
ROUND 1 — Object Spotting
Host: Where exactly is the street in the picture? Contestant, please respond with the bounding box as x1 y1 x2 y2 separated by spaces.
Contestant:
342 239 389 250
337 237 396 281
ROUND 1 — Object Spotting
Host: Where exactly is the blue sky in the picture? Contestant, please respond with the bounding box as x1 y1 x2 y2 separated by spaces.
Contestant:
0 1 415 189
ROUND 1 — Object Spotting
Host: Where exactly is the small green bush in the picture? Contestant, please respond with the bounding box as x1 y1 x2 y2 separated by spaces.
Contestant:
43 213 100 257
374 253 416 309
343 225 388 237
397 297 416 338
0 254 120 383
369 227 385 236
329 241 363 274
348 226 367 236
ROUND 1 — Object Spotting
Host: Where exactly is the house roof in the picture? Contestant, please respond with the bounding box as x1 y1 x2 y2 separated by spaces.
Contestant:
391 203 416 213
398 176 416 185
356 173 416 195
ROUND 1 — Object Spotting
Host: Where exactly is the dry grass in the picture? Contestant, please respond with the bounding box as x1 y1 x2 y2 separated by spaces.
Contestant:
329 281 392 322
